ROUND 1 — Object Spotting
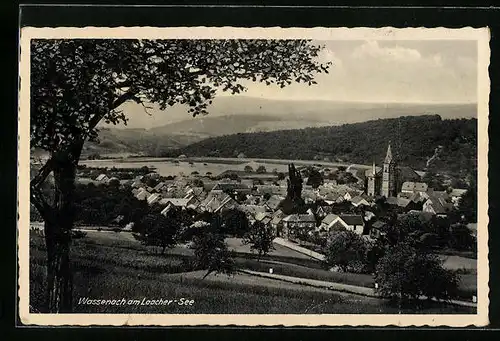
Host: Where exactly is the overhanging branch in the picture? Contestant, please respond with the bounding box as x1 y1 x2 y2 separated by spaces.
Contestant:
31 157 55 189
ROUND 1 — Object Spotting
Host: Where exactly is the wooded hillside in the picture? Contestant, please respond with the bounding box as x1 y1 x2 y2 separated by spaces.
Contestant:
171 115 477 176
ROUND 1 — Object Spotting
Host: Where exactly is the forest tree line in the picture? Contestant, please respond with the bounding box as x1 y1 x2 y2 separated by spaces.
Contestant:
168 115 477 180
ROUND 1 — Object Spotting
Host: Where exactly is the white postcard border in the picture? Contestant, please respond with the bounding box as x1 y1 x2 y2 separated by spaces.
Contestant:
18 26 490 327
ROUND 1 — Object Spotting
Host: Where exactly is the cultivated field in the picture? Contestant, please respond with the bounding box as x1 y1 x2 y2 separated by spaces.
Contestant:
29 230 476 314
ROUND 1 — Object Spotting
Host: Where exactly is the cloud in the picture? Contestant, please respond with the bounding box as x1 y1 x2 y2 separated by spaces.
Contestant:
316 47 343 68
352 41 422 63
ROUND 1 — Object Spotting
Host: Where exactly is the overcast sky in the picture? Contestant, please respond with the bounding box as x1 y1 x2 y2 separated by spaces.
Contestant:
220 39 478 103
115 39 478 129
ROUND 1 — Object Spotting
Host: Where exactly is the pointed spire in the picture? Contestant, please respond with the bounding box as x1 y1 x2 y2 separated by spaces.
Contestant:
372 161 376 175
384 141 393 164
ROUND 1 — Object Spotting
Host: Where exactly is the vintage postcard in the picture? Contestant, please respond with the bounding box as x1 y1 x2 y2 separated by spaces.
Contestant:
18 26 489 326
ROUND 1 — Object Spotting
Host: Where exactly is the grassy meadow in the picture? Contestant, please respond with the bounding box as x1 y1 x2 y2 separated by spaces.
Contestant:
29 230 475 314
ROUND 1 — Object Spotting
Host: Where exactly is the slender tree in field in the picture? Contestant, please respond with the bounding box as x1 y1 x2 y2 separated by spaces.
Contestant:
243 221 275 260
30 39 331 312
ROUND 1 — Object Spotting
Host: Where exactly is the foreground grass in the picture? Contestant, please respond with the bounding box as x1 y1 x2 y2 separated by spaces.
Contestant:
29 232 475 314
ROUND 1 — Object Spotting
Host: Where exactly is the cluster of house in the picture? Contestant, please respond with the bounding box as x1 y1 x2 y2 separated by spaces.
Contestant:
88 145 469 243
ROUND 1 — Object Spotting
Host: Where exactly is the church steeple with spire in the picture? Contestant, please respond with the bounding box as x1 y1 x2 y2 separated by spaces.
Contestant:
381 141 397 198
384 142 393 164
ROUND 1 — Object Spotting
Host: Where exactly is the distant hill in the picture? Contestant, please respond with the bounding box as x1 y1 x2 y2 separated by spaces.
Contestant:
148 113 330 136
171 115 477 175
87 99 477 159
109 96 476 130
82 127 200 157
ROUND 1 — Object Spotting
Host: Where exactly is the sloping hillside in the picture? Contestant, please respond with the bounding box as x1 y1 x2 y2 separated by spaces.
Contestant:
148 114 329 136
172 115 477 175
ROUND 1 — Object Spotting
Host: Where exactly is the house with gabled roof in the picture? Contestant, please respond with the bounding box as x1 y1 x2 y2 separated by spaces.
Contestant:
319 213 340 230
199 192 238 213
423 195 453 216
270 209 286 235
401 181 428 193
282 213 316 238
369 220 387 239
386 196 411 208
147 193 162 205
398 191 426 203
319 213 364 235
316 204 334 218
131 180 143 188
211 182 251 195
450 188 468 206
265 194 284 211
96 173 109 182
135 189 150 201
339 214 365 235
153 181 166 192
239 204 268 223
255 211 272 226
351 196 370 207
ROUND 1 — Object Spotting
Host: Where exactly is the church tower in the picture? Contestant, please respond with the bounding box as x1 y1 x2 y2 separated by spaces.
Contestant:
381 142 397 198
366 161 377 196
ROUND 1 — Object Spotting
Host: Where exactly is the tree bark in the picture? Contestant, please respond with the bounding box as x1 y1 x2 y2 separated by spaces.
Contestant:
32 141 83 313
44 156 78 313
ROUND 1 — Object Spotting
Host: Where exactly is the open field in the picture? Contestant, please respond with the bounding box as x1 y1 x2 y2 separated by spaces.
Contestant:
30 230 475 314
79 156 373 178
439 255 477 271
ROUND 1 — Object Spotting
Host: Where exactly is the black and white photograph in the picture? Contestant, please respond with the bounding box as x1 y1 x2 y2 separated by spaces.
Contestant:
18 27 489 326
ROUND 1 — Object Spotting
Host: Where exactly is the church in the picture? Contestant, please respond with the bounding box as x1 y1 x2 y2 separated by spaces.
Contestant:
365 142 421 198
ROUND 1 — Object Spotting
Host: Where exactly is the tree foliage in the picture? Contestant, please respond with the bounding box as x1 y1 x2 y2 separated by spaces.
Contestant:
305 167 323 188
220 208 251 237
324 230 368 273
135 213 180 254
279 164 306 214
30 38 330 312
176 115 477 179
243 221 275 259
458 180 477 223
190 223 236 279
256 165 267 174
375 243 459 302
31 39 330 152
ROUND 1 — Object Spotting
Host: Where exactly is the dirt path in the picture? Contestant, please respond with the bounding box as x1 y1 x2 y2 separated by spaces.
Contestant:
240 269 477 308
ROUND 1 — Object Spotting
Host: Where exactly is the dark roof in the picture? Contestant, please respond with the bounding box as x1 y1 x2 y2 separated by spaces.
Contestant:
405 210 434 222
425 196 453 214
331 220 347 231
386 196 411 207
398 166 421 181
317 205 334 214
339 214 364 226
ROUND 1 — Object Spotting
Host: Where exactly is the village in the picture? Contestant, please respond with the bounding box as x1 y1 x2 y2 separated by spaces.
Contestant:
66 142 475 259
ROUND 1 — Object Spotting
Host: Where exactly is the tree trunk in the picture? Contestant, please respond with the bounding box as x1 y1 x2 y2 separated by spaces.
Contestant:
43 152 79 313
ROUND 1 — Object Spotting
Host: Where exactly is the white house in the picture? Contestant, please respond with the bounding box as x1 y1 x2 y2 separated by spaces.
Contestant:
319 213 364 235
135 189 150 201
401 181 428 193
96 173 109 182
450 188 468 207
147 193 162 205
